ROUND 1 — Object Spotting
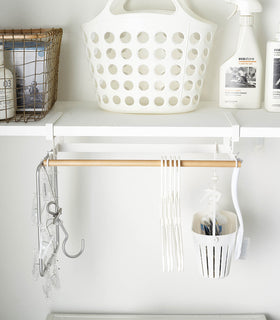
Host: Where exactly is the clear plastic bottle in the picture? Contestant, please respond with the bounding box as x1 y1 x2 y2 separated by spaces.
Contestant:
199 189 228 236
0 45 15 120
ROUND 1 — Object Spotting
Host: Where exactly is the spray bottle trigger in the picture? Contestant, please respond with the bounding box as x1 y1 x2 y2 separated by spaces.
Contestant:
227 4 238 20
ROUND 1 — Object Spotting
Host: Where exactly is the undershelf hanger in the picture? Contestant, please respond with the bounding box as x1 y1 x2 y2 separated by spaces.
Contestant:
35 151 242 278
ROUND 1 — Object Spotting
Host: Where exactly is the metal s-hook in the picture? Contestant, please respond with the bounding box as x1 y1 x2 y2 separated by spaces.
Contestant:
46 201 85 258
58 220 85 259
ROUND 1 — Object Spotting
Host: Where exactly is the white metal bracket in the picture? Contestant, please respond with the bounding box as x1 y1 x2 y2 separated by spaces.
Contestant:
223 111 240 154
45 112 63 147
224 111 240 143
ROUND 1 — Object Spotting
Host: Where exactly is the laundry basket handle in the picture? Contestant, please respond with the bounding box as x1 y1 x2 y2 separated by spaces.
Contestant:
103 0 183 14
231 165 244 260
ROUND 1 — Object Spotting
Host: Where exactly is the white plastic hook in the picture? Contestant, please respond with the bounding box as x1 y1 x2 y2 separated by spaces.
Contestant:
160 154 183 273
160 155 167 272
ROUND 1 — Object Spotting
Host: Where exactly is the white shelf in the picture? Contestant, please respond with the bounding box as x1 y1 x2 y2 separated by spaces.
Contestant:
53 101 236 138
233 108 280 138
0 100 280 139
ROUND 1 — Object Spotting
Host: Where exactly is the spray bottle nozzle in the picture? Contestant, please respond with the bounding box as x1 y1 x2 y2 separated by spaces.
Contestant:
225 0 262 17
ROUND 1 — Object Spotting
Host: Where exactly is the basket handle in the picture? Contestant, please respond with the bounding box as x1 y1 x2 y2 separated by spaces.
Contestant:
231 165 244 260
103 0 184 15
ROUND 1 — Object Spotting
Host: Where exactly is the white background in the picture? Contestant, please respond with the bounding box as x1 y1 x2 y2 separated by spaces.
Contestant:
1 0 280 320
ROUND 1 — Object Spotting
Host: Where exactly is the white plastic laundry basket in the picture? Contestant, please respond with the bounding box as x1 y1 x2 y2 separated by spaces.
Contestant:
192 210 238 279
82 0 217 114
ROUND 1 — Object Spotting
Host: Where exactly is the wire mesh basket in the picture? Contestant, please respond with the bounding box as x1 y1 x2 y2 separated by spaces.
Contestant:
0 28 63 122
82 0 217 114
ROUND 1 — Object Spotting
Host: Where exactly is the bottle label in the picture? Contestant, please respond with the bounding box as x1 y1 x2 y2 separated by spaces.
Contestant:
0 77 14 112
225 58 257 89
270 49 280 107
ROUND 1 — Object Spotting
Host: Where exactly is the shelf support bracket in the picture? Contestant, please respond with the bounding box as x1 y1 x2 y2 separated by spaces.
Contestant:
223 111 240 153
224 111 240 142
45 112 63 147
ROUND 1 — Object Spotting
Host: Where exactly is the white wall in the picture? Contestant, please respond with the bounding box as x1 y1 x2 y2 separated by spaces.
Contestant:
0 1 280 320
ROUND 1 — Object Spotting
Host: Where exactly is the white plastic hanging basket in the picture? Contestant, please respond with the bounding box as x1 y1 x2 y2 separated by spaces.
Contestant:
82 0 217 114
192 210 238 279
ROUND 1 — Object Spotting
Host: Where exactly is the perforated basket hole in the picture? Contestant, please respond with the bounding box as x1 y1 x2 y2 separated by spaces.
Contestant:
186 64 196 76
154 65 166 75
206 32 213 42
137 32 149 43
155 97 164 106
190 32 201 45
172 48 183 60
188 48 199 60
138 65 149 75
200 64 206 75
154 48 166 60
139 81 149 91
87 48 92 59
140 97 149 106
124 80 134 90
106 48 116 59
155 81 165 91
182 96 191 106
184 80 193 91
97 64 104 74
91 32 99 43
170 81 180 91
171 65 181 75
102 95 109 104
108 64 118 74
203 48 209 58
155 32 167 43
193 94 199 105
113 96 121 104
169 96 178 106
120 32 131 43
196 79 202 90
110 80 119 90
125 96 134 105
123 64 133 75
104 32 114 43
121 48 132 59
138 48 149 60
94 48 101 59
172 32 184 44
99 80 107 89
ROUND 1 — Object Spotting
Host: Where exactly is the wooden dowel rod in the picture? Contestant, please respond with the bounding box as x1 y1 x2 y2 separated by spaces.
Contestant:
43 159 242 168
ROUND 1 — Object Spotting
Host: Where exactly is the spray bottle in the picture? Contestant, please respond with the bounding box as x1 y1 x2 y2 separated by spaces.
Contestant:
265 23 280 112
219 0 263 109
